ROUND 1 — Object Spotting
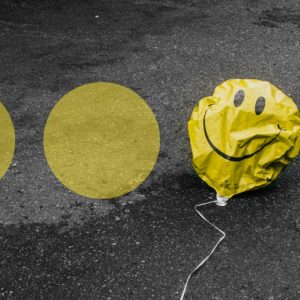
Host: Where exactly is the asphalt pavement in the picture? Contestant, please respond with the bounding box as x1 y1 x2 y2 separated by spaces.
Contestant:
0 0 299 299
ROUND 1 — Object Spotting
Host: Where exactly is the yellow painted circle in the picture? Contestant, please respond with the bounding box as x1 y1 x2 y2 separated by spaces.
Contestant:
0 102 15 179
44 82 160 199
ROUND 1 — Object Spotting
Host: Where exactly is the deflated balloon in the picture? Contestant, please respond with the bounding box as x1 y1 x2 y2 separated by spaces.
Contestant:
188 79 300 198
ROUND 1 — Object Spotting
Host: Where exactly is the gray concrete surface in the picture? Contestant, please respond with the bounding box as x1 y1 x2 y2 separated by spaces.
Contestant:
0 0 299 299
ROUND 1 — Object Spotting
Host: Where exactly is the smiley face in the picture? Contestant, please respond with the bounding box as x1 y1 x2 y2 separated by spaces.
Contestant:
203 90 283 162
188 79 300 198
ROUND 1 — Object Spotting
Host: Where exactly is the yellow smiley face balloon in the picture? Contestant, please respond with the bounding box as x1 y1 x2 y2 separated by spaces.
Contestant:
188 79 300 198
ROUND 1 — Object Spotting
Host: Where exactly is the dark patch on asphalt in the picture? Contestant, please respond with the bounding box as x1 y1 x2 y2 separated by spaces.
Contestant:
253 20 279 28
1 171 299 299
57 55 125 71
0 0 211 92
255 7 300 28
15 112 36 129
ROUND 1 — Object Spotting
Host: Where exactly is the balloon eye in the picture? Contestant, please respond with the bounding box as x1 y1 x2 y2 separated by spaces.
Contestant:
255 96 265 115
234 90 244 107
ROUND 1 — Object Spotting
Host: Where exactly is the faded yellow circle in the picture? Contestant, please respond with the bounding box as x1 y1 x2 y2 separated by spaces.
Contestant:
44 82 160 199
0 102 15 179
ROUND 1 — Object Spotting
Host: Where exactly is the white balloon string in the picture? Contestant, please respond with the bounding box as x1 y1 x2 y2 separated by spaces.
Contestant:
180 200 226 300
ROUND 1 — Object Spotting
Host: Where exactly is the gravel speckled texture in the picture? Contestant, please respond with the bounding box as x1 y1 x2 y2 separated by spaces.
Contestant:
0 0 299 299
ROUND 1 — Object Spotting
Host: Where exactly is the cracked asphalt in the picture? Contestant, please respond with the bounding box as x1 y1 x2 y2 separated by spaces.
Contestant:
0 0 299 299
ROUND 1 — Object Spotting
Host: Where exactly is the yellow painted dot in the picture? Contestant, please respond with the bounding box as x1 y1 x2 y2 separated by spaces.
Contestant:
44 82 160 199
0 102 15 179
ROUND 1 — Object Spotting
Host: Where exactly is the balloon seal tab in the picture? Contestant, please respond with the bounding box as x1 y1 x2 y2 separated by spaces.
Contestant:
216 195 228 206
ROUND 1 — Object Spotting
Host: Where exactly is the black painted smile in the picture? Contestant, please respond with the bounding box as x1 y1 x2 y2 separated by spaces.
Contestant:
203 106 282 162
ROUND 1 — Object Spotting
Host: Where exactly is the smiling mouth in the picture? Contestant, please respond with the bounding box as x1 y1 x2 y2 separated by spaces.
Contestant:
203 106 282 162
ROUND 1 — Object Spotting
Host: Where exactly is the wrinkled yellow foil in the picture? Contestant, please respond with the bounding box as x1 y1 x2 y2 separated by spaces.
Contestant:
188 79 300 198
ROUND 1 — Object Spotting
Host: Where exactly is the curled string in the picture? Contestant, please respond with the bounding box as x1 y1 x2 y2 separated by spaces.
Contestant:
180 200 226 300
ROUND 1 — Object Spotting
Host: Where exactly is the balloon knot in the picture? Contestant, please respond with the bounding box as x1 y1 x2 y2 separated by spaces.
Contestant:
216 195 228 206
